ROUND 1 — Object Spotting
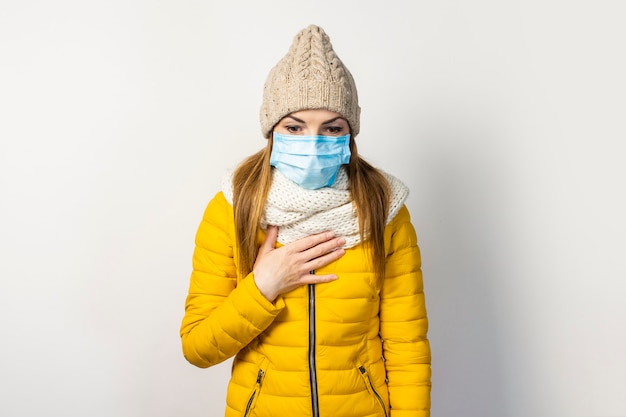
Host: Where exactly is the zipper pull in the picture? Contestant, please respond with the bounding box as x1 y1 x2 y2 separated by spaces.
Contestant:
256 369 265 385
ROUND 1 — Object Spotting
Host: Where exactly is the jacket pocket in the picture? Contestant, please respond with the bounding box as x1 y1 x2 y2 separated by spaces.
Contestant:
358 365 389 417
242 358 269 417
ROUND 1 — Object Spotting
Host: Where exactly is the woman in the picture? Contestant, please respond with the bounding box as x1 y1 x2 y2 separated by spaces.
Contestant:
180 25 431 417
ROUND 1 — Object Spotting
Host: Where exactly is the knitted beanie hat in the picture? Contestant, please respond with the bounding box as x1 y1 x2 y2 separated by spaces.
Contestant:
260 25 361 138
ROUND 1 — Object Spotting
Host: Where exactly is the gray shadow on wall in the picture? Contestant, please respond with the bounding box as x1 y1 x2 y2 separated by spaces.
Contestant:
414 127 514 417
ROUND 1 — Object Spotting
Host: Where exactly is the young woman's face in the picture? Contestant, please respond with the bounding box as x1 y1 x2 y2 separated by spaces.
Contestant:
273 109 350 137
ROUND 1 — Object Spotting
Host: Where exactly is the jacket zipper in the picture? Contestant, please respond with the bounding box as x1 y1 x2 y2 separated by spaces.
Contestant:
308 277 320 417
243 369 265 417
359 366 388 417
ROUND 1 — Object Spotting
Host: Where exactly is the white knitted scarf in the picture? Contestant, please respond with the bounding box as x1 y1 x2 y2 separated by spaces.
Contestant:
222 167 409 248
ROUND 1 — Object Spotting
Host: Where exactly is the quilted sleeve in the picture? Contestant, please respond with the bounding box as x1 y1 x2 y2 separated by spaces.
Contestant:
180 192 285 368
380 205 431 417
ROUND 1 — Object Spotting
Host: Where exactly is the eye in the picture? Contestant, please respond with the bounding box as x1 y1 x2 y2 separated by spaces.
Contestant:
325 126 345 135
285 125 301 133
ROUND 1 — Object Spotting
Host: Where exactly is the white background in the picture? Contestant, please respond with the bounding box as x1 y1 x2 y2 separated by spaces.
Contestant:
1 1 625 416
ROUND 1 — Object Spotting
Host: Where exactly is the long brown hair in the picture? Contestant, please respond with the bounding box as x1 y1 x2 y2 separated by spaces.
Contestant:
232 136 390 279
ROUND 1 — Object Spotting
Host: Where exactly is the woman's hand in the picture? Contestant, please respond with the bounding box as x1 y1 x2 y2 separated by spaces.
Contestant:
252 225 346 302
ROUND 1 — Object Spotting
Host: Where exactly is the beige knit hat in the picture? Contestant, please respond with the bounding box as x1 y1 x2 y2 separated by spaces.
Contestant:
260 25 361 138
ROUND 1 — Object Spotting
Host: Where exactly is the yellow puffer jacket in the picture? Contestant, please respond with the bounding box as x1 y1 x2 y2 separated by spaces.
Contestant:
180 192 431 417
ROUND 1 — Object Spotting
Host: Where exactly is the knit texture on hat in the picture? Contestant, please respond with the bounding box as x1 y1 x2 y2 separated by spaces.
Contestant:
222 167 409 248
260 25 361 138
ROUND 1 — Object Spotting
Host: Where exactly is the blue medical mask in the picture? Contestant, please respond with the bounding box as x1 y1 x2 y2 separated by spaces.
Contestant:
270 132 352 189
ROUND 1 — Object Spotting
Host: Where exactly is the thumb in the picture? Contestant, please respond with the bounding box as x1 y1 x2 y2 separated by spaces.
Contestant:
258 225 278 255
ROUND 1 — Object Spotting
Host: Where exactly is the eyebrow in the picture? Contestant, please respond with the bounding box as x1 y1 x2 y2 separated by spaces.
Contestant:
322 117 344 125
284 115 345 124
